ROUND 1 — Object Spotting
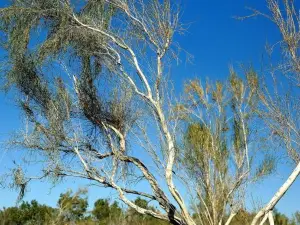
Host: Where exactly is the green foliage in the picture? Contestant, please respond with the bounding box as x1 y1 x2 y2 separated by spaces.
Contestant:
92 199 122 225
0 0 138 203
127 198 170 225
225 209 296 225
254 155 276 181
180 71 275 225
229 209 254 225
0 194 171 225
272 209 296 225
184 122 229 177
0 0 114 61
0 190 297 225
0 200 55 225
133 197 149 209
57 189 88 223
92 199 110 221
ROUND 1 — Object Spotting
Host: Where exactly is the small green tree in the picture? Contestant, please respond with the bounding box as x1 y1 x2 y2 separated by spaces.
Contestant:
57 189 88 223
109 201 122 222
92 199 110 222
177 70 275 225
92 199 123 224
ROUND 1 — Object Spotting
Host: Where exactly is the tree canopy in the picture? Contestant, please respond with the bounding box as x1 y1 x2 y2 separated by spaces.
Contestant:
0 0 299 225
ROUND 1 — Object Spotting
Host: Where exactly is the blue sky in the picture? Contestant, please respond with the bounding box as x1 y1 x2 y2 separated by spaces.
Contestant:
0 0 299 217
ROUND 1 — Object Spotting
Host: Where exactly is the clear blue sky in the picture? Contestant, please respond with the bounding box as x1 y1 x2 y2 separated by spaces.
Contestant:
0 0 299 217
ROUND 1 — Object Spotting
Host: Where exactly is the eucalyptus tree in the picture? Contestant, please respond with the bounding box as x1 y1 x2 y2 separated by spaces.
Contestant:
0 0 197 225
1 0 297 225
175 70 274 225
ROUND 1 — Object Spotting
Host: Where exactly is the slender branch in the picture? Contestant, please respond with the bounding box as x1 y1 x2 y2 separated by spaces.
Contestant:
225 212 237 225
72 13 153 97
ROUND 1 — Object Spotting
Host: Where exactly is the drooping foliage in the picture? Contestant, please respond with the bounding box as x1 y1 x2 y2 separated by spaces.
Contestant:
0 0 139 200
0 0 126 132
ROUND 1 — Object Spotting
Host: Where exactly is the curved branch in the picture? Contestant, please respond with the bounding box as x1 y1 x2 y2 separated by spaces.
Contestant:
103 123 183 224
71 14 153 97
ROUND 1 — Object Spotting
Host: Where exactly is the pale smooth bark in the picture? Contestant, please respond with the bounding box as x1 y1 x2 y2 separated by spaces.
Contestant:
224 213 237 225
268 211 274 225
252 162 300 225
259 214 268 225
71 4 196 225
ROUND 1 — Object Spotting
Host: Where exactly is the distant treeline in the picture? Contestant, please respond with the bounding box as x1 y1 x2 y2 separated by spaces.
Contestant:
0 189 299 225
0 189 170 225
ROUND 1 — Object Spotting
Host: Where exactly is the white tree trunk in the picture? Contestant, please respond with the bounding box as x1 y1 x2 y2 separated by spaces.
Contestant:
224 213 236 225
252 162 300 225
268 211 274 225
259 214 268 225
